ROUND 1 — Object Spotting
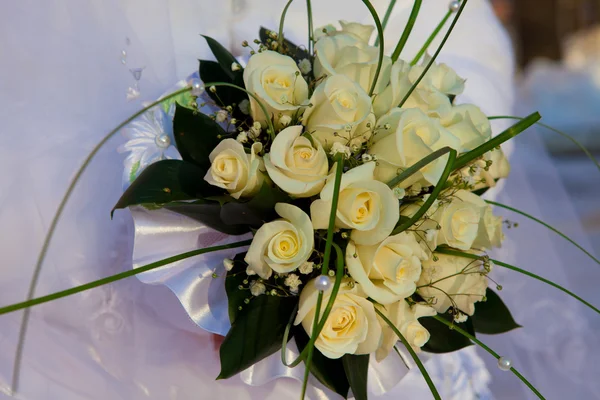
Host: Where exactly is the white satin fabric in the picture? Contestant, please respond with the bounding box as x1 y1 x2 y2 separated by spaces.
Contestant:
2 0 597 399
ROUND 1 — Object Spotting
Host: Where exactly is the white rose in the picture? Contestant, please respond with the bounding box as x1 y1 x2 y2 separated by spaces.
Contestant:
339 20 375 43
375 302 436 362
314 34 392 94
418 252 488 316
302 74 375 149
311 162 399 245
373 60 451 118
243 51 309 129
313 24 337 42
369 108 461 187
204 139 264 199
264 126 329 197
295 279 382 359
432 104 492 151
346 232 428 305
245 203 314 279
473 148 511 190
453 190 504 250
410 56 466 97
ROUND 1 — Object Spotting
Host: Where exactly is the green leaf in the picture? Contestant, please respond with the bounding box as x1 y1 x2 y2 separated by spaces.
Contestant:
112 160 214 215
224 253 250 324
173 103 225 169
164 200 251 236
218 293 298 379
199 60 247 111
202 35 241 80
220 182 292 227
472 289 521 334
342 354 369 400
294 327 350 398
421 312 474 354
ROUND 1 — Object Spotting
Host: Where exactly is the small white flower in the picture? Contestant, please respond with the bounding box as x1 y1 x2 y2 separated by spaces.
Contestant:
253 121 262 131
215 110 228 123
298 58 312 75
299 261 315 275
279 115 292 127
454 312 468 323
246 266 257 276
463 175 475 187
236 131 249 143
361 153 373 162
239 99 250 115
393 187 406 199
230 118 237 124
250 281 266 296
223 258 234 271
231 62 241 72
407 183 423 196
330 142 351 158
209 85 217 93
284 273 302 293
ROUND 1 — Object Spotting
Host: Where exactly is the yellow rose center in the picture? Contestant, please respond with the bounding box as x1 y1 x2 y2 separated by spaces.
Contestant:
412 122 441 147
262 66 297 105
330 306 357 335
451 208 478 238
338 187 381 230
211 152 243 185
270 230 300 260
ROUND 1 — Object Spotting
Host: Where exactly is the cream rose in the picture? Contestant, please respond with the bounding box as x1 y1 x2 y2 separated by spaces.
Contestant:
418 252 488 316
302 74 375 149
314 34 392 94
313 21 374 44
346 232 427 305
264 126 329 197
433 104 492 151
472 148 511 190
375 302 436 362
373 60 451 118
243 51 309 129
295 279 382 359
245 203 314 279
311 162 399 245
369 108 461 187
204 139 264 199
453 190 504 250
409 56 466 97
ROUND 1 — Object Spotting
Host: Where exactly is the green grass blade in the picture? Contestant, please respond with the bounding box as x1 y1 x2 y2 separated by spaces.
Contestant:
375 308 441 400
278 0 295 51
435 249 600 316
387 146 452 188
1 240 251 316
377 0 398 45
392 149 457 234
432 315 546 399
301 156 344 399
306 0 314 55
411 10 453 65
398 0 469 108
488 115 600 173
486 200 600 266
453 112 541 171
391 0 422 62
361 0 385 96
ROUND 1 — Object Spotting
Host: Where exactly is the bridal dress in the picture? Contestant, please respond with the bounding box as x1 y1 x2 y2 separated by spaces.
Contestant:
1 0 599 399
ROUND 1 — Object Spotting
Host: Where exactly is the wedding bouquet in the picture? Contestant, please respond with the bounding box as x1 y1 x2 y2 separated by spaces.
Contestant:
4 1 599 399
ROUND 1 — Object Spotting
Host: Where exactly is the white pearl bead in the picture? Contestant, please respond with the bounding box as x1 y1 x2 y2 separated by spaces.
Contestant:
314 275 332 292
497 357 512 371
189 78 205 96
155 134 171 148
449 0 460 12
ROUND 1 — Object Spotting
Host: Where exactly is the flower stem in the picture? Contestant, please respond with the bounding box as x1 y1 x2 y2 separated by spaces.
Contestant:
377 0 398 44
387 146 452 188
433 315 546 399
391 0 422 62
398 0 468 108
375 308 441 400
361 0 385 96
411 8 453 65
278 0 295 51
306 0 314 55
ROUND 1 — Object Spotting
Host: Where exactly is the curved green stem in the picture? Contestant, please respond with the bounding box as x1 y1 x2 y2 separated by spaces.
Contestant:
361 0 385 96
435 249 600 316
391 0 422 62
411 9 453 65
378 0 398 42
387 146 452 188
453 112 541 171
11 86 192 394
392 149 457 234
306 0 314 55
375 308 441 400
278 0 295 52
398 0 468 108
432 315 546 399
488 115 600 173
486 200 600 266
